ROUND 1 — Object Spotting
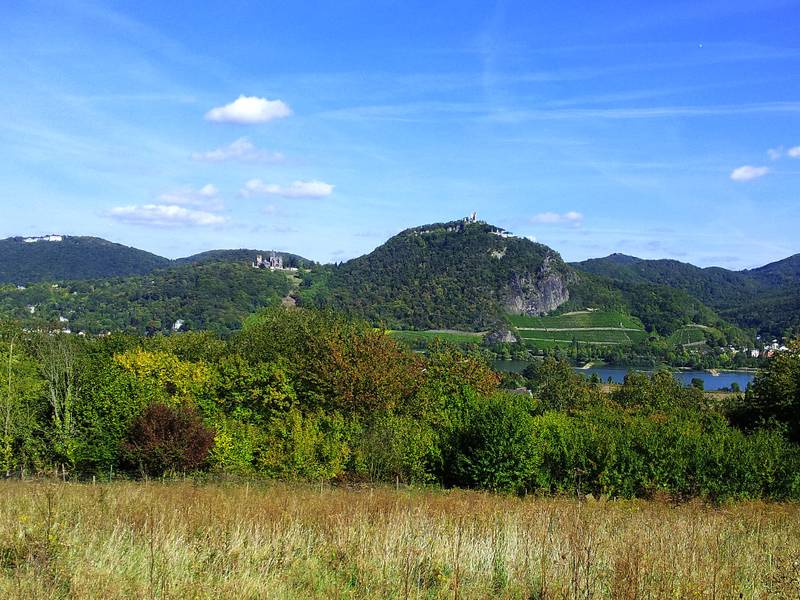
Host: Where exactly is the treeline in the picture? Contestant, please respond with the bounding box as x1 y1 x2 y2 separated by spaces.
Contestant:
0 262 291 336
1 309 798 501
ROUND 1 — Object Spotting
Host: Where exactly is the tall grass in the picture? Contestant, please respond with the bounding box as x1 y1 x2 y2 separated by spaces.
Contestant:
1 480 798 599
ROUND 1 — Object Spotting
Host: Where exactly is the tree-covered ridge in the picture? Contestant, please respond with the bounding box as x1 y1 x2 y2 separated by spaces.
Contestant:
301 220 572 330
0 236 170 284
175 248 315 269
573 254 800 338
0 262 291 336
291 219 750 349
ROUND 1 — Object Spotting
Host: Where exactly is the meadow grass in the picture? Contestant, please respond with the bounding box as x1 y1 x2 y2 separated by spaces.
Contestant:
388 330 484 346
1 480 799 599
667 326 710 347
516 329 648 345
508 311 644 331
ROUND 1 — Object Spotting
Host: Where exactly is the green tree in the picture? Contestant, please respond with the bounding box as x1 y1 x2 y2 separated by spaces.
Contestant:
741 340 800 441
0 333 45 475
34 333 82 467
452 392 539 494
523 357 595 412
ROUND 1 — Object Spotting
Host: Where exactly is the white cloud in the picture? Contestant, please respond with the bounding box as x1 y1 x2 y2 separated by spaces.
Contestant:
730 165 769 181
767 147 783 160
191 138 284 163
241 179 334 199
530 211 584 225
158 183 222 210
108 204 227 227
788 146 800 158
205 96 292 124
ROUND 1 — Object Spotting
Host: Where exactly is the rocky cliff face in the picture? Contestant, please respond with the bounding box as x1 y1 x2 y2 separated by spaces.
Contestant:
502 254 571 316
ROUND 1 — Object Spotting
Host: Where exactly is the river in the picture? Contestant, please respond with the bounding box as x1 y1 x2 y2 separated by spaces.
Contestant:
491 361 755 391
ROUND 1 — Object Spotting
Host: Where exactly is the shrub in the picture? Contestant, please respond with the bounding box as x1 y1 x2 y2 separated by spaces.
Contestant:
122 403 215 477
451 393 539 494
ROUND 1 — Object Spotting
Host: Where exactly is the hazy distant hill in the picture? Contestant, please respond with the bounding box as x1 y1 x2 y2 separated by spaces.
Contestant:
175 249 315 269
573 254 800 337
0 235 316 283
0 235 170 284
298 219 742 340
0 226 789 341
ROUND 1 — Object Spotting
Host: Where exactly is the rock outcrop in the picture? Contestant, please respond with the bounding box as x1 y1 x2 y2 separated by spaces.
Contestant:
502 253 571 316
485 329 518 344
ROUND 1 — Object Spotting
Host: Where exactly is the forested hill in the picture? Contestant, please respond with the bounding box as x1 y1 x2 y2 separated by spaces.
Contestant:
301 220 574 330
0 261 292 336
0 235 170 284
175 249 315 269
573 254 800 338
0 235 315 285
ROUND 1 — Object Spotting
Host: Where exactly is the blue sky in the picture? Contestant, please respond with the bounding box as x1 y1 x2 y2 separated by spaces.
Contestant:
1 0 798 268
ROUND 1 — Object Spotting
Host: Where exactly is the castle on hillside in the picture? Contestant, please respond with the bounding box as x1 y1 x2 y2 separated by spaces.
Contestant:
253 252 284 270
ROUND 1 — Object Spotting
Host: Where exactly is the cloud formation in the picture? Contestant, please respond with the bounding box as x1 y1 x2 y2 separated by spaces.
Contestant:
191 138 284 163
730 165 769 181
205 96 292 124
530 211 584 225
108 204 227 226
788 146 800 158
241 179 334 199
158 183 222 210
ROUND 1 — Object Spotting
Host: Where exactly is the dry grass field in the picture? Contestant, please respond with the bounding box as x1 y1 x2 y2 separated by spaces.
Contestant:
1 480 799 599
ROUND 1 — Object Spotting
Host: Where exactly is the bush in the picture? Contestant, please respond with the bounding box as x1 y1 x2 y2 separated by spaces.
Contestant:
122 403 215 477
353 413 439 484
451 393 539 494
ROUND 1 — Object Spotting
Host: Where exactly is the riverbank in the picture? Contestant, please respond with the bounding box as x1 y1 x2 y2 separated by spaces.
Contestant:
491 360 756 391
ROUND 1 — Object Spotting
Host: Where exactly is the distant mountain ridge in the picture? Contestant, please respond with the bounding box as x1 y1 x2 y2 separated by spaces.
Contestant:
0 235 314 284
0 228 797 340
0 235 170 284
296 219 750 342
572 253 800 337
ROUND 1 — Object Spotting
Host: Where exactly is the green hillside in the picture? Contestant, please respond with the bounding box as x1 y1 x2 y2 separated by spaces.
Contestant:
387 329 485 348
0 223 765 351
175 248 314 269
573 253 800 338
0 235 170 283
667 325 713 348
294 219 748 349
302 219 573 331
0 262 292 336
509 310 649 348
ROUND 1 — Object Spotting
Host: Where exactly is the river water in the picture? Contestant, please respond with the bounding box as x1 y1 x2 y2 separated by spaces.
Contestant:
491 361 755 391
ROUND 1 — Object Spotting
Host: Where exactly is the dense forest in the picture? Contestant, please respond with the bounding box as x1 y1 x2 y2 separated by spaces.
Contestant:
0 224 796 350
1 307 798 501
0 236 170 283
298 221 746 345
575 253 800 338
0 262 292 336
300 221 573 330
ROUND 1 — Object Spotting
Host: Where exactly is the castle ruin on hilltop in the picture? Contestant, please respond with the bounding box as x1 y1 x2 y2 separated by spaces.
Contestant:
253 251 284 270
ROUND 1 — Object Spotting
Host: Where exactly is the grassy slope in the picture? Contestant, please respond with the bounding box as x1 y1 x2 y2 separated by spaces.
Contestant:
387 329 485 346
1 481 797 599
508 310 648 347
